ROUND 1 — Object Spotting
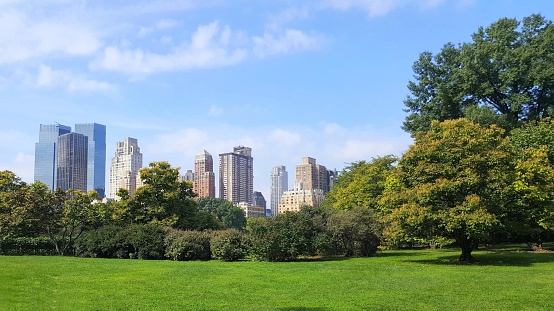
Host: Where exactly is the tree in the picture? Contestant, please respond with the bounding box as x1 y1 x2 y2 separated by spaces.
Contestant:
404 14 554 134
323 155 397 212
196 197 246 230
128 161 199 228
386 119 513 261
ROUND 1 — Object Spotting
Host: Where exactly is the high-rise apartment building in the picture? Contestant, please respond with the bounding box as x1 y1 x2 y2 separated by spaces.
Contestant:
193 150 215 198
75 123 106 197
180 170 195 183
278 188 325 213
219 146 253 204
295 157 329 193
270 165 288 216
109 137 143 200
57 132 88 192
34 123 71 191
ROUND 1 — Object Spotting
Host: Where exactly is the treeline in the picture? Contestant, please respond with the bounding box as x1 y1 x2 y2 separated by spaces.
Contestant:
0 164 381 262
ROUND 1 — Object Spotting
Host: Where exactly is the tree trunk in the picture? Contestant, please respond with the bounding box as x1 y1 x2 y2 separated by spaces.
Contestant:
458 237 476 262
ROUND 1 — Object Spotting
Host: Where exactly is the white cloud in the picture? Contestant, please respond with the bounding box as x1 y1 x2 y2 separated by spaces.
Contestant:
35 65 115 92
270 128 302 146
0 152 34 183
267 7 309 31
252 29 323 58
0 9 101 64
208 105 224 117
92 21 249 75
325 0 444 17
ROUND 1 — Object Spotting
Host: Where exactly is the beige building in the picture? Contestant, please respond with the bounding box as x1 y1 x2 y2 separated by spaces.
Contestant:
193 150 216 198
237 202 266 218
295 157 329 194
278 188 325 213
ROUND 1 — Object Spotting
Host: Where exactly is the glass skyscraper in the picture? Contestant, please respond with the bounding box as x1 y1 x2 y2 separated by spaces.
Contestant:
57 132 88 193
75 123 106 197
34 124 71 191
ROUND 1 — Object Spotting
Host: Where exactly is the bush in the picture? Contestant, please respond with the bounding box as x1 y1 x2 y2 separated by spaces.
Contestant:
326 207 381 257
210 229 247 261
74 224 165 259
164 229 211 261
0 236 56 255
247 212 318 262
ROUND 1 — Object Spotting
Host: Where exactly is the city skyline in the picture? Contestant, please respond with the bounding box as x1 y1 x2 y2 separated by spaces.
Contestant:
1 1 553 203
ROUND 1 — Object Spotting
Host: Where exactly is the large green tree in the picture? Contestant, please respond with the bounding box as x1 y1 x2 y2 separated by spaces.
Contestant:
384 119 554 261
404 14 554 134
196 197 246 230
323 155 397 212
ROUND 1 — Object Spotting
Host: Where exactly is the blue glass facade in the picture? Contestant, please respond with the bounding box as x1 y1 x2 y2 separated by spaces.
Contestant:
75 123 106 197
34 124 71 191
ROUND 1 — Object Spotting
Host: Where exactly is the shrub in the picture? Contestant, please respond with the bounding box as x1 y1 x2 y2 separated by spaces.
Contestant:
124 224 165 260
74 224 165 259
0 236 56 255
247 212 318 262
164 229 211 261
74 225 127 258
210 229 247 261
326 207 381 257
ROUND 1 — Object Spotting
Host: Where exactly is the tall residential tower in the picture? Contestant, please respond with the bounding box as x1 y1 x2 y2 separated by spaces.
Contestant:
270 165 288 216
109 137 143 200
193 150 216 198
219 146 253 204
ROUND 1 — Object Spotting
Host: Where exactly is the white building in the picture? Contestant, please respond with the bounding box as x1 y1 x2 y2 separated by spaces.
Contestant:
109 137 143 200
270 165 288 216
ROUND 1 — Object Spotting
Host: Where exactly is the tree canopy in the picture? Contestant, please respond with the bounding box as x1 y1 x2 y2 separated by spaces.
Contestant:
404 14 554 134
385 119 554 261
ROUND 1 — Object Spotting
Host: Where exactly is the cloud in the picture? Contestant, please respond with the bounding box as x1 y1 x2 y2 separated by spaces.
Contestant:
92 21 323 75
0 9 101 64
208 105 224 117
0 152 34 183
91 21 249 75
252 29 323 58
325 0 444 17
34 65 115 92
266 7 309 31
270 129 302 146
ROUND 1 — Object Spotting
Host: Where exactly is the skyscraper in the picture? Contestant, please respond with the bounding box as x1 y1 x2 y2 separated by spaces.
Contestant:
75 123 106 197
193 150 215 198
219 146 253 204
295 157 329 193
270 165 288 216
57 132 88 192
253 191 266 210
34 123 71 191
109 137 143 200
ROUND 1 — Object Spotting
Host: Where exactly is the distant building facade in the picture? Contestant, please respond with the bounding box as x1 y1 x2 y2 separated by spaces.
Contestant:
193 150 216 198
270 165 288 217
237 202 266 218
109 137 143 200
34 123 71 191
253 191 266 210
57 132 88 192
295 157 329 193
75 123 106 197
219 146 254 204
180 170 195 183
277 188 325 213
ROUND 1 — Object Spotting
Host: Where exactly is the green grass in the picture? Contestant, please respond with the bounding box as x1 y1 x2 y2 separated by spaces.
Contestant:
1 246 553 310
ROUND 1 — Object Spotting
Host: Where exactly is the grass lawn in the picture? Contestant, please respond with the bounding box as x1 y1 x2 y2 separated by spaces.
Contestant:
1 246 553 310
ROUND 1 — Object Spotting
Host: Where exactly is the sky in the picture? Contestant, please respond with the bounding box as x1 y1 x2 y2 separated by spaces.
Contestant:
1 0 553 202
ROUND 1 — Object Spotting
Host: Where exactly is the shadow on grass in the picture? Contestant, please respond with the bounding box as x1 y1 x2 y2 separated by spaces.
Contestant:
406 251 554 267
375 251 427 258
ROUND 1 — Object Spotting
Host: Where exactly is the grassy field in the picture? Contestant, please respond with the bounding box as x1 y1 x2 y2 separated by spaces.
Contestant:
1 246 553 310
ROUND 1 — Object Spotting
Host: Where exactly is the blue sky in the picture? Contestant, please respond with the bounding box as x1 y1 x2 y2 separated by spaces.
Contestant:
1 0 553 200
